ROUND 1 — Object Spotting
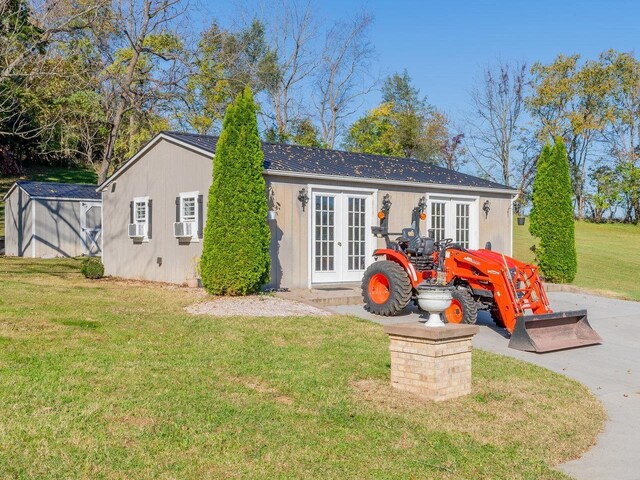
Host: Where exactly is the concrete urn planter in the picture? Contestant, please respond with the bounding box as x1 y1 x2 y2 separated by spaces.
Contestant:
417 288 453 327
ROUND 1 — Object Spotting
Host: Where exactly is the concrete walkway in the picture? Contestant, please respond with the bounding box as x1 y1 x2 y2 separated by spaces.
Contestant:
329 292 640 480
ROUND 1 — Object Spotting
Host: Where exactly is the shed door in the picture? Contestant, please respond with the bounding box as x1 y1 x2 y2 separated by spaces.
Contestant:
311 191 373 283
81 202 102 256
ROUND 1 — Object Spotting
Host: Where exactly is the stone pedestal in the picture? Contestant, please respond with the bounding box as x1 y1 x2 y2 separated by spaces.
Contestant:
383 323 479 401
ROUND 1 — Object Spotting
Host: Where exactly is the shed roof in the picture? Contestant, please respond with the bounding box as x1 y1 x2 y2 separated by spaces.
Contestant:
99 131 516 194
164 132 512 191
5 181 101 201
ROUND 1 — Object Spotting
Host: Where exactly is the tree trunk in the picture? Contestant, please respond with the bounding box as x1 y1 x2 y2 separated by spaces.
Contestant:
98 99 125 184
97 37 143 184
576 194 584 221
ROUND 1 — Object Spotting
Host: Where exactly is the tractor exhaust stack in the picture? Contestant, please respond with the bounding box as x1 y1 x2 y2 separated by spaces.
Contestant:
508 309 602 353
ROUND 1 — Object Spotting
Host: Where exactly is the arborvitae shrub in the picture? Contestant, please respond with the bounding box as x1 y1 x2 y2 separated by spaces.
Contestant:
529 137 577 283
200 86 271 295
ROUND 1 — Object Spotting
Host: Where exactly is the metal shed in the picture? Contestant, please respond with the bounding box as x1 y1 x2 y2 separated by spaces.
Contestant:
2 181 102 258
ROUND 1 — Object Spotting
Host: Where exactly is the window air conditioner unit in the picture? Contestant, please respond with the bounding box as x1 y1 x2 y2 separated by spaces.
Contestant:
128 223 146 238
174 221 194 238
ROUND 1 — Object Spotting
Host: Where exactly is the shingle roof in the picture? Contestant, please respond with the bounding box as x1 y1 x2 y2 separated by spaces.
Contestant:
163 131 513 191
16 181 101 201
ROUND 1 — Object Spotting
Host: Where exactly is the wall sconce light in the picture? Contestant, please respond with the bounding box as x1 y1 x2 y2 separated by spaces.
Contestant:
298 188 309 212
267 185 279 221
483 200 491 219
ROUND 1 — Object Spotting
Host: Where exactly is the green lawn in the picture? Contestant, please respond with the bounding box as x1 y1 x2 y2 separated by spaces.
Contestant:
514 218 640 301
0 165 97 236
0 257 604 479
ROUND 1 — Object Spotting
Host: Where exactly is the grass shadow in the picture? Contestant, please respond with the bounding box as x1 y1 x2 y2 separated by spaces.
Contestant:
58 319 102 329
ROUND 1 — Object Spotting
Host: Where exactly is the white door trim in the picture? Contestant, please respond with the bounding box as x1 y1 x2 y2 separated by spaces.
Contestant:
307 184 378 287
426 193 480 249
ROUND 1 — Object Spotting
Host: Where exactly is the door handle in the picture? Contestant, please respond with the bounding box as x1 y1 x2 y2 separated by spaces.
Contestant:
337 241 342 246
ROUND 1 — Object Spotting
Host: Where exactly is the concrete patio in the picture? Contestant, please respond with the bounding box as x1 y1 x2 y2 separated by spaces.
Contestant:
329 291 640 480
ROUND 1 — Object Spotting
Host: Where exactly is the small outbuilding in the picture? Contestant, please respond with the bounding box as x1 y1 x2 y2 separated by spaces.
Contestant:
98 132 517 288
2 181 102 258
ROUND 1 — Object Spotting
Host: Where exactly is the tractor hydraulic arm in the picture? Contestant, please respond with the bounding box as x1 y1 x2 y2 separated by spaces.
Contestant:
443 248 552 332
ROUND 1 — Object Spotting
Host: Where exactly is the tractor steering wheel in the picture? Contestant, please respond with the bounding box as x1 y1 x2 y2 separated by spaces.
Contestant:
436 238 453 248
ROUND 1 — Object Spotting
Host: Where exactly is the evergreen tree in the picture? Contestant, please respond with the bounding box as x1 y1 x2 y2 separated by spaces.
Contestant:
528 143 552 237
529 137 577 283
200 86 271 295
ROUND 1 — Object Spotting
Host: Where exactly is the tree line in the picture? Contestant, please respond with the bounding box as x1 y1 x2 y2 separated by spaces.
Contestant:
1 0 639 223
467 54 640 224
1 0 381 183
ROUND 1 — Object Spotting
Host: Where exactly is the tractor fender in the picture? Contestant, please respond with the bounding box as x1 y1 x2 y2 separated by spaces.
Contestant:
373 248 419 287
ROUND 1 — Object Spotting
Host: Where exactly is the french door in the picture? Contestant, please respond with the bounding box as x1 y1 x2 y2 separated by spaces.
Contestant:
427 197 478 249
311 191 373 283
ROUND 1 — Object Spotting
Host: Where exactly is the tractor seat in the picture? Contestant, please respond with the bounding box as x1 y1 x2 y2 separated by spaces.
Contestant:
396 228 417 251
409 236 435 256
396 228 435 257
397 227 418 242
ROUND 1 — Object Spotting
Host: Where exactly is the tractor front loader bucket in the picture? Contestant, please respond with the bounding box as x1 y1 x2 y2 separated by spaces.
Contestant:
508 309 602 353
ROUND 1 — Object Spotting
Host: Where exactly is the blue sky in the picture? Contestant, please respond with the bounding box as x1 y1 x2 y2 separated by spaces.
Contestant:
200 0 640 124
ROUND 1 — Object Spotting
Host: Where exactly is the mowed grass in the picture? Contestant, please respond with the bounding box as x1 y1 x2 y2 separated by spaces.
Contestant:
514 218 640 301
0 166 97 236
0 258 604 479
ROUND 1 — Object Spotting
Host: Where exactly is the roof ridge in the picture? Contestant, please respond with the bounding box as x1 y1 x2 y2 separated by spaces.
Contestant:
17 180 98 187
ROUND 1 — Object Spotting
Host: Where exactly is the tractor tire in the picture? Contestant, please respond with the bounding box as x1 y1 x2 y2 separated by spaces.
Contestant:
443 287 477 324
362 261 412 316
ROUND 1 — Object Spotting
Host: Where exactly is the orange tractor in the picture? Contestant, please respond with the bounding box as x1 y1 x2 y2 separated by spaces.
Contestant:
362 195 602 352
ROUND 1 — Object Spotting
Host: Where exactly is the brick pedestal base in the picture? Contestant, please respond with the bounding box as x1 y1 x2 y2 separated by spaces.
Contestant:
383 323 479 401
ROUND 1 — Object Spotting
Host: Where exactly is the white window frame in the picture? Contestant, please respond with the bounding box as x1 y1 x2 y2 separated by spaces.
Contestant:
132 196 150 241
426 193 479 249
178 191 199 241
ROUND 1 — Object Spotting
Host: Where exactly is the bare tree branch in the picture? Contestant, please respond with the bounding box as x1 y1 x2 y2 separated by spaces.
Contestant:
313 10 376 148
465 61 529 194
256 0 318 139
94 0 190 183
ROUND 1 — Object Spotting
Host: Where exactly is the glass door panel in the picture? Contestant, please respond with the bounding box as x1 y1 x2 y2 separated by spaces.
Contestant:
430 201 446 241
347 196 366 271
455 203 470 248
314 194 335 273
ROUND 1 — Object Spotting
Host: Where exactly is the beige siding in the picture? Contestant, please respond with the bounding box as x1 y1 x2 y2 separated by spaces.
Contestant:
266 177 514 288
102 138 515 288
34 200 84 257
478 195 513 253
3 188 33 257
102 138 212 283
265 177 308 289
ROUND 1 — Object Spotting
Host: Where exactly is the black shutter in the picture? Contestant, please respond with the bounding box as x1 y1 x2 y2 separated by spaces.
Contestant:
147 199 153 239
197 194 204 238
175 196 180 222
129 201 134 224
